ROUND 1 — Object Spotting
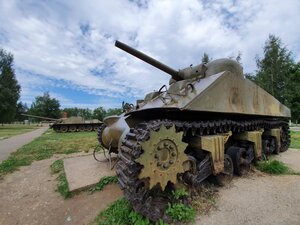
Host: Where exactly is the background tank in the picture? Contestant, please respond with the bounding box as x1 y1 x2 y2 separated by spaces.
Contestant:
22 114 103 132
98 41 291 223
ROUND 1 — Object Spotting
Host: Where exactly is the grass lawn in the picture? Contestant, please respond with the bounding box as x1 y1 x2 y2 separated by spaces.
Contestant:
0 130 98 177
0 124 40 139
290 131 300 149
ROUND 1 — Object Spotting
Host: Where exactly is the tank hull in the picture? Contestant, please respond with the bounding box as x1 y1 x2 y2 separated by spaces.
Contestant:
129 71 290 118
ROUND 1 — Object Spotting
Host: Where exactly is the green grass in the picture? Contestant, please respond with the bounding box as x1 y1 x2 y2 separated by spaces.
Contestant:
89 176 118 193
50 159 70 198
93 184 216 225
94 197 168 225
290 131 300 149
94 187 201 225
94 197 138 225
50 159 64 174
171 188 189 200
0 124 39 139
256 160 292 174
0 130 98 177
57 172 70 198
166 203 196 223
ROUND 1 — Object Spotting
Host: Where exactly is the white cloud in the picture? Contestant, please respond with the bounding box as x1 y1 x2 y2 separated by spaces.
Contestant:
0 0 299 108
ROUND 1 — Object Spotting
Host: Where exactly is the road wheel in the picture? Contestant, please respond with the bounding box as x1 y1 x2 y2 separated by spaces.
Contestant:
60 126 68 133
85 125 93 132
69 125 77 132
227 146 250 176
215 154 234 186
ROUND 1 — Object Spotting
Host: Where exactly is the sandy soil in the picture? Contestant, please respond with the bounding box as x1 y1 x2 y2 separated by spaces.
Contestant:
196 173 300 225
0 156 122 225
197 149 300 225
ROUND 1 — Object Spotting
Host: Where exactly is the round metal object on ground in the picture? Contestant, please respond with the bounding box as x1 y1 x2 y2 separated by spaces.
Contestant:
78 125 85 132
136 125 188 190
85 125 93 131
60 126 68 133
227 146 250 176
216 154 234 186
69 125 77 132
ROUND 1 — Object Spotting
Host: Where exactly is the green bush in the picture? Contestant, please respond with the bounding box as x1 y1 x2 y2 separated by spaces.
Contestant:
171 188 189 200
166 203 196 223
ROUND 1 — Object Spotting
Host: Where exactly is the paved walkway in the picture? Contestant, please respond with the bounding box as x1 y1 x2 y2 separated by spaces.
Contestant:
0 126 49 162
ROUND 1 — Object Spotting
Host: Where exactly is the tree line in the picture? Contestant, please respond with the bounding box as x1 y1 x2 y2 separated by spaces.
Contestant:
18 92 123 121
1 34 299 123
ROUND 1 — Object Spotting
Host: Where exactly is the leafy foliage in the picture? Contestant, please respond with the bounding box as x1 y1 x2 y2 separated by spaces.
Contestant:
128 211 151 225
93 107 107 121
248 34 300 122
62 106 122 121
105 108 123 117
0 48 20 123
96 198 133 225
89 176 118 193
28 92 61 118
254 35 293 105
201 52 211 63
166 203 196 223
171 188 189 200
15 101 28 121
95 197 168 225
256 160 291 174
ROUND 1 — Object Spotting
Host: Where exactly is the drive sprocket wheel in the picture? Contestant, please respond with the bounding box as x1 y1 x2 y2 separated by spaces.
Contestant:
117 120 189 222
136 125 189 190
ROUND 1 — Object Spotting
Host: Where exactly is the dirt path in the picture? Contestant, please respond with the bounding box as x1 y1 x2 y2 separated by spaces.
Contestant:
0 126 49 162
0 156 122 225
197 174 300 225
197 149 300 225
0 149 299 225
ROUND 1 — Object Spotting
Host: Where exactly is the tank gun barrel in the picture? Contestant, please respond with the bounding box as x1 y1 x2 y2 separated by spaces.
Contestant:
115 41 182 81
21 114 60 121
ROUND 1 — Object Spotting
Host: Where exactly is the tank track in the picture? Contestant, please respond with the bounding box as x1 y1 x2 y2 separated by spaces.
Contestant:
116 119 290 222
97 124 107 148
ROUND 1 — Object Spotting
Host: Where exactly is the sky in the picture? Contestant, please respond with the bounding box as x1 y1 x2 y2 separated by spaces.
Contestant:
0 0 300 110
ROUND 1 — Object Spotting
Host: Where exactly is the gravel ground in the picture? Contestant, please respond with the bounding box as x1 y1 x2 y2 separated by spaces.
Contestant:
197 173 300 225
0 155 122 225
0 150 299 225
196 149 300 225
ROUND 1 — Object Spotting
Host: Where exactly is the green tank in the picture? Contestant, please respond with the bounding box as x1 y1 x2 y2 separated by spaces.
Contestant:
22 114 103 132
98 41 290 222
